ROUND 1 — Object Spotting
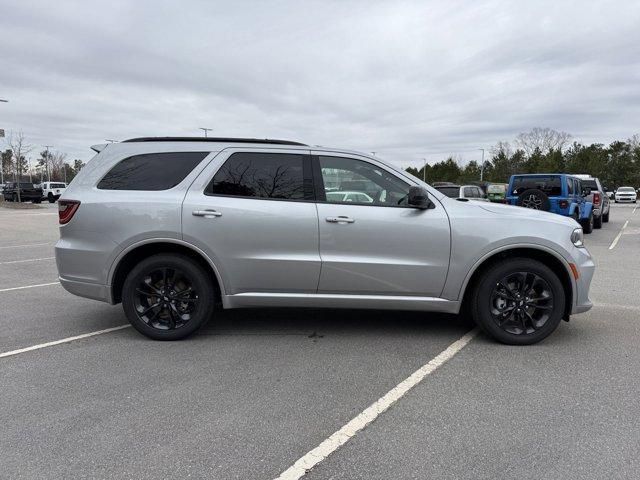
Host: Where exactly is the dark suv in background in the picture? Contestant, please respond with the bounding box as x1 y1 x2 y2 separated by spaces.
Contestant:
1 182 43 203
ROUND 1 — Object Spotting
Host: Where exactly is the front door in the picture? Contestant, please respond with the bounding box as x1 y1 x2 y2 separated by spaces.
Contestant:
183 149 321 295
314 153 451 297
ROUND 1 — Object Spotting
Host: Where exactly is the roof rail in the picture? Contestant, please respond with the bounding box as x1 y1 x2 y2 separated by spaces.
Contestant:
122 137 307 146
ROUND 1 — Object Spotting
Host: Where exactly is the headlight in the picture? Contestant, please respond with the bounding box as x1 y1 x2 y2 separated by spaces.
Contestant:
571 227 584 247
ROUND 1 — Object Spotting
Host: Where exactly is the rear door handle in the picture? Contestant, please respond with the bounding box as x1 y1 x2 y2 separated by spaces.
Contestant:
326 216 355 224
192 209 222 218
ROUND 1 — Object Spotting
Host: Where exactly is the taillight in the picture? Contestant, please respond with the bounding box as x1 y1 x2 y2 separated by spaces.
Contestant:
58 200 81 225
559 200 569 209
593 192 601 205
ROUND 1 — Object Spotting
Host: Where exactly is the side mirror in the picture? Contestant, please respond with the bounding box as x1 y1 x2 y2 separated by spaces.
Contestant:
408 186 433 209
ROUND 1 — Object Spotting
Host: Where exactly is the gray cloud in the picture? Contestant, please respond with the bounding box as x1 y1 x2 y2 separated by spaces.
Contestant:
1 0 639 168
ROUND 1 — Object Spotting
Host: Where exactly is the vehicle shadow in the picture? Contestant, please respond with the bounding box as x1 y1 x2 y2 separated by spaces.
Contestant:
197 307 474 339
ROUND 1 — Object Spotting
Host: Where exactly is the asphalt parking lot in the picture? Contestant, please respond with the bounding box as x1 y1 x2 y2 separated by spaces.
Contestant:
1 202 639 479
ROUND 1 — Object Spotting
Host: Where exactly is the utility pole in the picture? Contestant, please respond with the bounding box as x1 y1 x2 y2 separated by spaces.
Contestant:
199 127 212 138
43 145 53 182
479 148 485 181
421 158 427 182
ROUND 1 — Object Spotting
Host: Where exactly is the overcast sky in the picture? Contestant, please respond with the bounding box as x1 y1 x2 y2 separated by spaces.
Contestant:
1 0 639 167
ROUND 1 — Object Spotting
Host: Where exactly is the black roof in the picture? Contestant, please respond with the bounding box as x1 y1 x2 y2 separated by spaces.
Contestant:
122 137 306 146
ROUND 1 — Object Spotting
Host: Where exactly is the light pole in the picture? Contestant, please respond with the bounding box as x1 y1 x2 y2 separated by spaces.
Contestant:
421 158 427 182
479 148 485 181
43 145 53 182
199 127 212 138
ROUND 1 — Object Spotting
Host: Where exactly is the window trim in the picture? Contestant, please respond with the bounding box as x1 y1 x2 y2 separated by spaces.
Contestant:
203 152 315 202
312 154 418 209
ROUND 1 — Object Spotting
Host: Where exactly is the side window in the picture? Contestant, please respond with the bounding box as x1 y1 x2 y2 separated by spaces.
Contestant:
318 156 410 206
566 178 573 194
475 187 484 197
206 152 308 200
98 152 208 190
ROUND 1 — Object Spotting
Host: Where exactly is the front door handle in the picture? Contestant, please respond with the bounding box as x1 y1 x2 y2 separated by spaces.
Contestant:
326 216 355 224
192 209 222 218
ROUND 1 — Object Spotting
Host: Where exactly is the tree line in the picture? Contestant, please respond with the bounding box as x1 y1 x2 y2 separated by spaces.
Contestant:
406 128 640 190
1 131 85 185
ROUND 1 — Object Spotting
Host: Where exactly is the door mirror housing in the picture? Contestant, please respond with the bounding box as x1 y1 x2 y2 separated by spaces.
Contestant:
408 186 434 209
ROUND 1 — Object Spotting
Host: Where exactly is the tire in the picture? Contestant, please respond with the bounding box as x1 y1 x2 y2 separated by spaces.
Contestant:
33 198 42 204
471 258 565 345
581 212 594 234
48 193 55 203
603 211 609 223
516 189 551 211
593 213 603 229
122 254 215 340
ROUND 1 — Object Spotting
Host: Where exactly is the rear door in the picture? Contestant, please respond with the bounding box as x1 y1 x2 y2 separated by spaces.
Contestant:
313 152 450 297
182 148 321 295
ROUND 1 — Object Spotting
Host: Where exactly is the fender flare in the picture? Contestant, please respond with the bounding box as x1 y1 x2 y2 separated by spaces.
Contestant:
457 243 577 309
106 238 227 302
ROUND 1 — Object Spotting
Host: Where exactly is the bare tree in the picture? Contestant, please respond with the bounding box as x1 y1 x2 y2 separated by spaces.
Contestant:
490 141 512 158
8 131 33 202
515 127 572 156
49 151 67 180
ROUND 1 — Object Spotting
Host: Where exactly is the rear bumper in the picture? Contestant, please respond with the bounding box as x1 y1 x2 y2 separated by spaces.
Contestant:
59 276 113 304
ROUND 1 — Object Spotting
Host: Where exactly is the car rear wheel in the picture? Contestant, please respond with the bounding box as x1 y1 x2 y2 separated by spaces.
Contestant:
471 258 565 345
581 212 594 234
122 254 215 340
603 211 609 223
48 193 55 203
593 213 603 229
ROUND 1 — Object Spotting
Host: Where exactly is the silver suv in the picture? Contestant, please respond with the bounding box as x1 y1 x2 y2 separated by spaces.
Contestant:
56 138 594 345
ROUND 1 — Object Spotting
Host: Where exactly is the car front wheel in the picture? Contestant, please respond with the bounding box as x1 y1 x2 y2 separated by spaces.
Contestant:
122 254 215 340
471 258 565 345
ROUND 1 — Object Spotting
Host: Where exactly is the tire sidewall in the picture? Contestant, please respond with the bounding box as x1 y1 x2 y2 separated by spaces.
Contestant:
516 189 551 211
472 258 565 345
122 254 215 340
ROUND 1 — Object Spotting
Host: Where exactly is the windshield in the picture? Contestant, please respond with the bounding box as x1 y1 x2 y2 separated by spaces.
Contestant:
435 186 460 198
618 187 635 192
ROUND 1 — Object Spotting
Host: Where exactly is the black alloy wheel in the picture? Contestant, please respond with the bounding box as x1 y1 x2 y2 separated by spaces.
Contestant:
472 258 565 345
489 272 554 335
122 254 215 340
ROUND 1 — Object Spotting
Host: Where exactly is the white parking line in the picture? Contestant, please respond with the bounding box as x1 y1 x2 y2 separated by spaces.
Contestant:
0 257 55 265
0 325 131 359
594 302 640 312
0 281 60 293
608 220 629 250
274 328 479 480
0 242 51 249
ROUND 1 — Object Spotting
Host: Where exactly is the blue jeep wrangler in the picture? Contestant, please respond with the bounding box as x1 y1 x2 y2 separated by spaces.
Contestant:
506 174 595 233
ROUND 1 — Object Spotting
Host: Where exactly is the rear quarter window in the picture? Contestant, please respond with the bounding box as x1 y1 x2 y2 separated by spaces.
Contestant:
98 152 209 190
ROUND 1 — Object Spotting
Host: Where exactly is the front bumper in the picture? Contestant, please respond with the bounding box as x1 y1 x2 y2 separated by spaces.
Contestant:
615 197 636 202
571 247 595 315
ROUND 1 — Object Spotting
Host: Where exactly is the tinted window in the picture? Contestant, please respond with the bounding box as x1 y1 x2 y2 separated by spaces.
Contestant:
98 152 208 190
19 183 34 188
51 183 66 188
463 187 475 197
206 152 306 200
511 176 562 196
435 186 460 198
582 179 598 189
319 156 410 206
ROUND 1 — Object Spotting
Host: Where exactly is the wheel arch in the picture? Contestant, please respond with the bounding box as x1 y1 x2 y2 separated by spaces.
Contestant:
460 245 574 319
109 239 225 305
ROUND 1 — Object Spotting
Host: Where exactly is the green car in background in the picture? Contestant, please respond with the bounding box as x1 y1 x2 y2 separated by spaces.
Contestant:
486 183 509 203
